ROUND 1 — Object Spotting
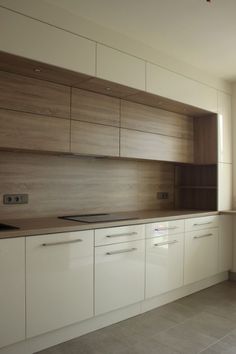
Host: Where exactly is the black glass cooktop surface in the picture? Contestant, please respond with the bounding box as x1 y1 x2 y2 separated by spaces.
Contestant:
0 223 19 231
59 214 138 223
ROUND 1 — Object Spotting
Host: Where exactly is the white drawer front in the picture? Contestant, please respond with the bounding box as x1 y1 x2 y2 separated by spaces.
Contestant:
146 219 184 238
95 224 145 246
95 239 145 315
146 233 184 298
185 215 218 232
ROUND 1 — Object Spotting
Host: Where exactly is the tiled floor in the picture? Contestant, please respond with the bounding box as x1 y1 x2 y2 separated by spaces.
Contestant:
37 281 236 354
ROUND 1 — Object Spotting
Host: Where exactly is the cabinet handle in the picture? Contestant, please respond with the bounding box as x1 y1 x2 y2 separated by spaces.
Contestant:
154 226 178 231
106 247 137 256
193 233 213 239
106 232 138 238
41 239 82 247
193 221 212 226
154 240 178 247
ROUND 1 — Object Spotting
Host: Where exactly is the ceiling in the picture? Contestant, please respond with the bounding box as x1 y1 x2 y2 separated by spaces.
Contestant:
45 0 236 81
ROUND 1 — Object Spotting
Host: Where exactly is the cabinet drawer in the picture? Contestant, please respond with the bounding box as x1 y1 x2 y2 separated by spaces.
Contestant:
146 233 184 298
185 215 218 232
95 224 145 246
146 219 184 238
95 239 145 315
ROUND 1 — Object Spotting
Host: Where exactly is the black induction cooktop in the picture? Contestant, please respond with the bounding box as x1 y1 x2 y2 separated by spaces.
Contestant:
0 223 19 231
59 213 138 223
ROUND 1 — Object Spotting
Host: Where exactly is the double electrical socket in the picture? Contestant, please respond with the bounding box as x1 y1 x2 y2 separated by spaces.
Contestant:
157 192 169 200
3 194 29 205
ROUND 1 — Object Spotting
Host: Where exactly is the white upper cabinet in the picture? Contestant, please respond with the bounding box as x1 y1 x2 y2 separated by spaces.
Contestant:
147 63 217 112
0 7 96 76
0 238 25 348
217 91 232 163
218 162 232 210
96 44 146 90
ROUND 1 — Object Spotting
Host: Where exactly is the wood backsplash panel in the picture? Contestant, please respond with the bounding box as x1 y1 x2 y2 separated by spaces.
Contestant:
71 88 120 126
0 152 174 219
0 71 70 118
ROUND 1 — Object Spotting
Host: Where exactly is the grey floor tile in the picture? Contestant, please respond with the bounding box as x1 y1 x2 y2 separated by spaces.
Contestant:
151 301 198 323
153 322 216 354
131 336 181 354
183 312 236 339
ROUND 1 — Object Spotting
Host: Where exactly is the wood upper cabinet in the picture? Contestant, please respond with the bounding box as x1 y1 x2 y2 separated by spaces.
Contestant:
0 109 70 153
0 71 70 119
96 44 146 90
71 120 119 156
120 128 194 163
147 63 218 113
217 91 232 163
0 7 96 76
71 88 120 126
0 238 25 348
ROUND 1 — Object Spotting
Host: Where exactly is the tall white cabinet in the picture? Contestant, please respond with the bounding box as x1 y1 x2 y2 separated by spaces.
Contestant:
0 238 25 348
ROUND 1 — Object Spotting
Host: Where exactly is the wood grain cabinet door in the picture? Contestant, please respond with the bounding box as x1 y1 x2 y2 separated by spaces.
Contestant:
71 120 120 157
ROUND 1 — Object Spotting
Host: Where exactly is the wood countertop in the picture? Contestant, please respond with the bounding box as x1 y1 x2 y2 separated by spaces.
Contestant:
0 209 219 239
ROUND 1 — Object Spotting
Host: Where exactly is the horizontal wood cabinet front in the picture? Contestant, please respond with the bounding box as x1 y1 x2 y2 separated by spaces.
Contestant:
97 44 146 90
0 109 70 152
121 100 193 139
0 71 70 119
120 128 194 163
71 120 120 156
71 88 120 126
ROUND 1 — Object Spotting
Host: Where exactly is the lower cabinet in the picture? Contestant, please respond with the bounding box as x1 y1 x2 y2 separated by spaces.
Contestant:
0 237 25 348
145 233 184 298
26 231 94 338
219 215 233 272
184 228 219 284
95 239 145 315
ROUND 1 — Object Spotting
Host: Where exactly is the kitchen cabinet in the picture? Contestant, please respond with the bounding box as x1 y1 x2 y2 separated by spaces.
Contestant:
218 92 232 164
0 7 96 76
71 120 119 156
120 128 194 163
146 63 217 112
26 231 94 338
185 215 218 232
219 215 233 272
145 233 184 298
146 219 184 238
184 227 219 284
95 239 145 315
218 162 232 210
0 237 25 348
96 44 146 90
95 224 145 246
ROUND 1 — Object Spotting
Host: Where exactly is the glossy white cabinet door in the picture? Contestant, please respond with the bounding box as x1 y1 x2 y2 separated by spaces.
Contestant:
0 7 96 76
95 224 145 246
145 234 184 299
26 231 94 338
147 63 217 112
0 238 25 348
184 228 219 285
218 163 232 210
218 92 232 163
95 240 145 315
219 215 233 272
146 220 184 238
97 44 146 90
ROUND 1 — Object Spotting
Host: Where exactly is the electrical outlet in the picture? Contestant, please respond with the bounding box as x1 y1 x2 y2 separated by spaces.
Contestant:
157 192 169 200
3 194 28 205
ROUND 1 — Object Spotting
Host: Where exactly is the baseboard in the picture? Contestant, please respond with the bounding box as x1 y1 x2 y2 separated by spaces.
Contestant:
0 271 228 354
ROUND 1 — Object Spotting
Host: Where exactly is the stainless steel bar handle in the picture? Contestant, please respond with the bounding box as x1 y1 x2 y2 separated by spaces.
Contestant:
155 226 178 231
154 240 178 247
106 232 138 238
41 239 82 247
106 247 137 256
193 233 213 239
193 221 212 226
